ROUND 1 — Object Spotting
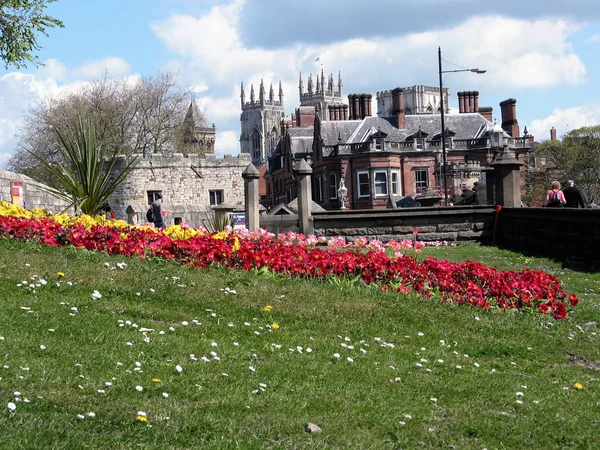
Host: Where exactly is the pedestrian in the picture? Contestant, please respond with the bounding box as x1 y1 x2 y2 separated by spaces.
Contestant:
100 201 116 219
561 180 586 208
544 181 566 207
151 194 167 228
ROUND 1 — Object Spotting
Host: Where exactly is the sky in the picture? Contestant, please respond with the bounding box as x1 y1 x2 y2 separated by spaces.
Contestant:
1 0 600 167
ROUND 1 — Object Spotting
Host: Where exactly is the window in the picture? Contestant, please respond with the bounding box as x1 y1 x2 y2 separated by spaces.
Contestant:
374 171 388 196
252 133 260 160
416 138 425 150
174 217 182 225
328 173 337 199
374 140 384 151
286 185 294 203
316 177 323 202
444 139 452 151
414 168 429 191
147 190 162 204
357 171 370 198
209 190 224 205
391 171 399 195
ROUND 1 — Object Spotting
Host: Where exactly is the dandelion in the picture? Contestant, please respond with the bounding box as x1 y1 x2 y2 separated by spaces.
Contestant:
152 378 161 383
574 382 584 390
137 415 148 422
263 305 273 312
272 322 280 329
57 272 65 277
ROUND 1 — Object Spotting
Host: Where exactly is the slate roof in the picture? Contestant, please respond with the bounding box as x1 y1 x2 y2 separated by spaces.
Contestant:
184 101 212 129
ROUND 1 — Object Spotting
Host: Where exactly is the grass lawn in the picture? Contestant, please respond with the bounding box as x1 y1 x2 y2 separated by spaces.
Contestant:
0 238 599 449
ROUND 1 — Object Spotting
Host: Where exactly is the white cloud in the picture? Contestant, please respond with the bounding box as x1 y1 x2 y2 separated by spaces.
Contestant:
529 104 600 141
584 33 600 44
72 57 132 80
214 130 239 156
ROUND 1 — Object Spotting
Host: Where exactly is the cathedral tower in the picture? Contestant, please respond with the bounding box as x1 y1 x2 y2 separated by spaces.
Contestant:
240 79 285 165
298 69 345 121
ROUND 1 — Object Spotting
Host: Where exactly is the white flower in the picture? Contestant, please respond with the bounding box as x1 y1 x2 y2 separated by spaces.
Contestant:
474 363 480 368
437 359 444 364
162 392 169 398
333 353 341 359
516 392 524 397
249 366 256 372
418 332 424 336
181 321 189 326
97 389 106 394
77 414 85 419
87 412 96 417
135 386 143 392
430 397 438 403
175 365 183 373
416 363 423 368
91 290 102 300
456 365 462 369
347 357 354 363
137 411 147 417
7 402 16 411
211 342 218 347
13 391 21 397
135 362 142 367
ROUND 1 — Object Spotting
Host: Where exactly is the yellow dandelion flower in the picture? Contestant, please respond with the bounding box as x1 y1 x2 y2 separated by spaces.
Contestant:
57 272 65 277
263 305 273 312
574 382 583 390
152 378 161 383
137 415 148 422
272 323 280 329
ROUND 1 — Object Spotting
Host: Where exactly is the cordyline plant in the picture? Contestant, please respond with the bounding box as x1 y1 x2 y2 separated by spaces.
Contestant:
27 118 137 215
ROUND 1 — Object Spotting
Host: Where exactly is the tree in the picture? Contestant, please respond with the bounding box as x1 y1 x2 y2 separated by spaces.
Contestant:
535 125 600 205
8 71 192 184
28 118 138 215
0 0 64 69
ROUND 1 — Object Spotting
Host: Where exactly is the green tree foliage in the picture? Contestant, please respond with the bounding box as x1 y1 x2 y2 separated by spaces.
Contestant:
28 118 138 215
0 0 64 69
535 125 600 204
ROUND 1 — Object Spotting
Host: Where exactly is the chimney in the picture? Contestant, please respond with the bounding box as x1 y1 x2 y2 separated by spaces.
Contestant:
342 104 348 120
366 94 372 117
499 98 519 137
550 126 557 141
458 91 466 113
295 106 315 127
472 90 479 112
392 87 405 129
479 106 493 122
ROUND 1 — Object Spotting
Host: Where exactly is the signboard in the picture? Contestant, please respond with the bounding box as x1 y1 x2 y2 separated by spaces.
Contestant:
230 212 245 228
11 182 23 207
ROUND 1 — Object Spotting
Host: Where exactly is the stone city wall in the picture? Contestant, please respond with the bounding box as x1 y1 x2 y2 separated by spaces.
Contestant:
0 170 73 214
110 153 251 228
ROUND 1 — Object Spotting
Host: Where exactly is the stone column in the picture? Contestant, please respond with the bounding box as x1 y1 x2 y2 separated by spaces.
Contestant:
293 159 314 235
489 145 524 207
242 163 260 232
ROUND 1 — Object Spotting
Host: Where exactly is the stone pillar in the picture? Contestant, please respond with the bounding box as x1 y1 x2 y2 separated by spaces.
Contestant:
242 163 261 232
293 159 313 235
489 145 524 207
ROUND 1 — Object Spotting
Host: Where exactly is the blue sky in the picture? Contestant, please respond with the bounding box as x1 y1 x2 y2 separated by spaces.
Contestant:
1 0 600 167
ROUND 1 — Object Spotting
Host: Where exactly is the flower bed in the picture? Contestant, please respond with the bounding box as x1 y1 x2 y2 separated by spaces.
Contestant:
0 201 578 319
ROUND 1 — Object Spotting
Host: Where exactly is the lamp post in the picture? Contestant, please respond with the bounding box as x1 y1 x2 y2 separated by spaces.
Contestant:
438 46 486 206
337 178 348 210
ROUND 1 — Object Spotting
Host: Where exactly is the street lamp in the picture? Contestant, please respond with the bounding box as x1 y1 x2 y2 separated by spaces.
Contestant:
438 46 486 206
337 178 348 210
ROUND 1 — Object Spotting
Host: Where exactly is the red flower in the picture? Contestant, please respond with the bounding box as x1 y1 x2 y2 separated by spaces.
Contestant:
569 293 579 307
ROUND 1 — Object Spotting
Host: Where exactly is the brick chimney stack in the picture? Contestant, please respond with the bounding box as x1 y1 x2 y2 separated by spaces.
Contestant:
499 98 519 137
295 106 316 127
392 88 405 129
479 106 493 122
550 126 557 141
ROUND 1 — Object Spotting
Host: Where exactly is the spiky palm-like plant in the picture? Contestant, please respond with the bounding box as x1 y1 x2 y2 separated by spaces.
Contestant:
28 118 138 215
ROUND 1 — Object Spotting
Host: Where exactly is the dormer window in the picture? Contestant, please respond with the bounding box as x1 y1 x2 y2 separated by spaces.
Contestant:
416 138 425 150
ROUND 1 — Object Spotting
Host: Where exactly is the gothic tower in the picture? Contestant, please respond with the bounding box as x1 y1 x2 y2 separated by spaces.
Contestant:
179 97 216 156
298 68 345 121
240 79 285 165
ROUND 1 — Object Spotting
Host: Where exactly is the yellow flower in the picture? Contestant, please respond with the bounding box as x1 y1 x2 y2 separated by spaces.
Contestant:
574 382 584 390
272 323 280 329
137 415 148 422
57 272 65 277
263 305 273 312
152 378 161 383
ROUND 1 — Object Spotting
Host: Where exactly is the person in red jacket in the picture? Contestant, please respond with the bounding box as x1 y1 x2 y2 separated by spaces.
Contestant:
544 181 566 207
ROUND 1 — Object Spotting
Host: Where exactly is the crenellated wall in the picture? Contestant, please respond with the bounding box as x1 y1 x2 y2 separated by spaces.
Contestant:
110 153 251 228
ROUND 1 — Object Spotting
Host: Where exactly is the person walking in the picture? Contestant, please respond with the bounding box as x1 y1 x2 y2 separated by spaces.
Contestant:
561 180 586 208
151 194 167 228
544 181 566 207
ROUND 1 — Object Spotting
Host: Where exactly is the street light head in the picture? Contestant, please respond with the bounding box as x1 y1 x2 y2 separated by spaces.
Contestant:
470 68 487 74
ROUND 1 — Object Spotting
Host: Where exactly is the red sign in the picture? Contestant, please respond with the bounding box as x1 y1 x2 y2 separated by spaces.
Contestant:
10 182 23 207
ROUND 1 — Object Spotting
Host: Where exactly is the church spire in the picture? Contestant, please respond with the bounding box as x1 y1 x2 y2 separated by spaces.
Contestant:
259 79 265 105
299 72 304 96
240 82 245 109
320 67 325 94
338 71 343 95
269 83 274 102
279 80 284 106
250 84 255 103
307 74 313 95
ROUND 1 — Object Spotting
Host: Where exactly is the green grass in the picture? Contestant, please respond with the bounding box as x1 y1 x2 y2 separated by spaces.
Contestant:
0 239 599 449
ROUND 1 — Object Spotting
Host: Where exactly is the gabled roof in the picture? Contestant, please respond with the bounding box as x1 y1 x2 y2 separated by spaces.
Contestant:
183 101 212 129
